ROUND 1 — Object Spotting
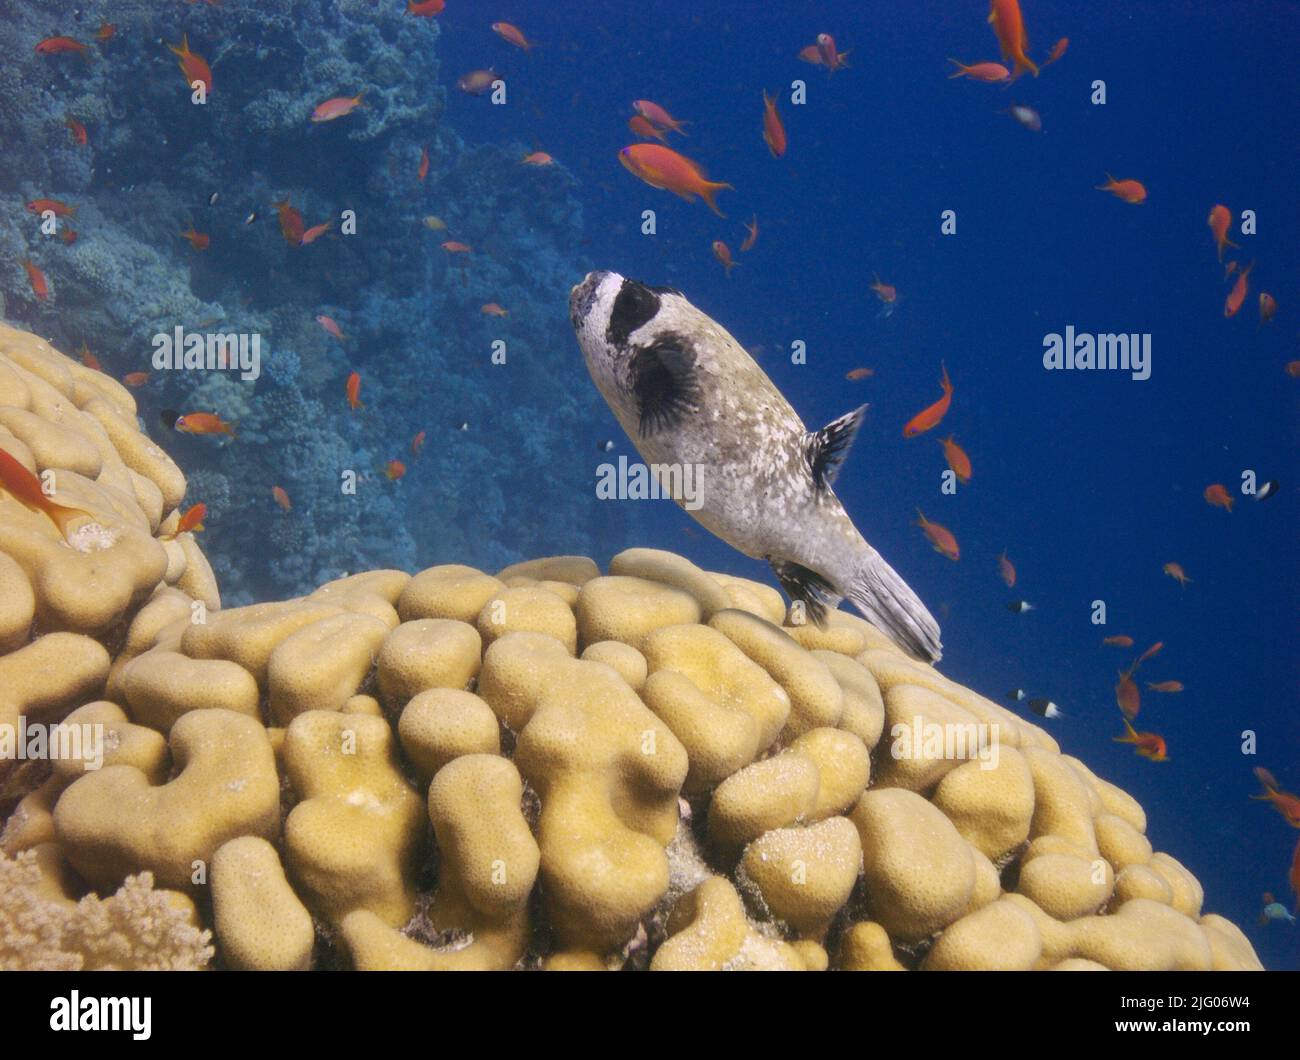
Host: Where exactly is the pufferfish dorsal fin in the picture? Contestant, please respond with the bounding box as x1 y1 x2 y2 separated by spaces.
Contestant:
805 404 867 493
769 557 840 628
630 333 700 437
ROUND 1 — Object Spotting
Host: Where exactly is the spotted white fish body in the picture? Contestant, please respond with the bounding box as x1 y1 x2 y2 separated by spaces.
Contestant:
569 270 943 661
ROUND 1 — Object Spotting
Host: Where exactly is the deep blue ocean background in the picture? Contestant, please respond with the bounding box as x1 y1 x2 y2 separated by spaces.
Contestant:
1 1 1296 968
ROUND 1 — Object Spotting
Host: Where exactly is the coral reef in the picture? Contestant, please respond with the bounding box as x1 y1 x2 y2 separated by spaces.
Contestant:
0 327 1264 971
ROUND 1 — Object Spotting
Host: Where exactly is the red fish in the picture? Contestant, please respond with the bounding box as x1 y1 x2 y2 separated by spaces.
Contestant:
272 486 292 512
1252 768 1300 828
312 94 364 123
406 0 445 15
36 37 87 56
27 198 77 217
1207 205 1238 261
66 118 88 145
633 100 689 135
1163 562 1191 587
712 241 738 277
168 35 212 94
95 23 115 43
940 436 971 483
417 147 429 181
1103 635 1134 648
1146 680 1183 693
0 445 92 539
168 502 207 538
122 371 151 387
618 145 732 216
916 510 959 561
903 364 953 438
947 60 1010 83
1136 641 1164 666
1043 37 1069 66
175 412 235 437
1115 669 1141 720
740 215 759 253
1288 361 1300 379
386 460 407 481
346 371 362 410
762 91 787 157
411 431 426 457
492 22 532 51
812 33 850 73
998 550 1016 588
59 228 78 245
845 367 874 381
869 274 897 304
1224 261 1253 318
1259 292 1277 324
316 315 346 342
628 116 668 143
299 221 332 246
481 303 508 316
1113 718 1168 762
22 260 48 302
78 343 101 372
1096 173 1146 204
457 70 500 96
274 199 305 244
441 241 471 254
1291 837 1300 912
180 227 210 251
987 0 1038 79
1203 483 1233 511
522 152 554 166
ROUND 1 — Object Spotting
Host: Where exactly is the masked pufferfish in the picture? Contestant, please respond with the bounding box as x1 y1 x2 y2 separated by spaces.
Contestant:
569 270 943 662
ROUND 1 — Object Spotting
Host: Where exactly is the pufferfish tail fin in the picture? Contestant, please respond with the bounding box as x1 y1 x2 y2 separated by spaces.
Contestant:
844 548 943 663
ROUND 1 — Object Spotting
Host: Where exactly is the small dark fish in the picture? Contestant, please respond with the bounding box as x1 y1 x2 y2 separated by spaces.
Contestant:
598 439 615 452
208 192 220 206
160 408 180 431
1006 600 1034 614
1005 688 1025 702
1027 698 1063 719
1256 480 1278 502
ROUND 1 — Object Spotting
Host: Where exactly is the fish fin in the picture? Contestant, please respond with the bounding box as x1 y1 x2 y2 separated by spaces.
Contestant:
699 181 732 218
630 334 699 436
805 405 867 493
769 558 839 628
844 548 942 662
947 59 967 78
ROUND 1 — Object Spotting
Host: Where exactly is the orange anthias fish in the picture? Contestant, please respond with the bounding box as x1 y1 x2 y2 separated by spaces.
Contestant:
633 100 689 135
712 241 738 277
522 152 554 166
1043 37 1069 66
1096 173 1146 204
27 198 77 217
66 118 88 145
122 371 151 387
1114 718 1168 762
940 436 971 483
274 199 305 245
492 22 532 51
23 260 48 302
175 412 234 437
1203 483 1234 511
316 314 346 342
346 371 363 410
95 23 115 43
272 486 292 513
1224 261 1253 318
869 274 897 303
947 59 1011 83
814 33 851 73
441 241 471 254
618 144 732 216
1115 669 1141 720
987 0 1039 79
1207 205 1238 261
1163 561 1192 586
299 221 332 246
845 367 874 381
1291 837 1300 913
903 364 953 438
166 502 207 538
36 36 88 55
481 303 508 316
407 0 445 15
1135 641 1164 666
411 431 426 457
916 510 959 561
417 147 429 181
458 70 500 96
59 228 78 245
998 550 1016 588
0 446 93 539
1288 361 1300 378
1146 680 1184 693
312 94 364 123
1259 292 1277 324
740 215 759 253
1103 635 1134 648
78 342 101 372
628 116 668 143
1252 768 1300 828
168 35 213 93
386 460 407 481
762 91 787 158
180 227 210 251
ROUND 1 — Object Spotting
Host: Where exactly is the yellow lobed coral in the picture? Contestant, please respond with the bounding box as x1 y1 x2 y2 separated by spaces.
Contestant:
0 325 1263 971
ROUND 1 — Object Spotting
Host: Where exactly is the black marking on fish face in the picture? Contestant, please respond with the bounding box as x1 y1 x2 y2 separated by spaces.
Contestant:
769 558 838 628
806 405 867 493
569 271 609 331
606 278 662 347
629 332 699 436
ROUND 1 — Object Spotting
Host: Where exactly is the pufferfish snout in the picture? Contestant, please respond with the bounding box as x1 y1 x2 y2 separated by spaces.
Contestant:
569 271 943 663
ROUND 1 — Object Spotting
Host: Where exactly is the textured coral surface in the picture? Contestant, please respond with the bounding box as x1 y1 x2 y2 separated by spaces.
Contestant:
0 325 1263 971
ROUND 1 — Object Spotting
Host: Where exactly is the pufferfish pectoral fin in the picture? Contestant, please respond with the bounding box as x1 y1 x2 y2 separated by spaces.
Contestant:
805 405 867 493
630 333 700 437
769 557 840 628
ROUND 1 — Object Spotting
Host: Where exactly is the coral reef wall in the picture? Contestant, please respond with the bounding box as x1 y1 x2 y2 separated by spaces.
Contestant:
0 0 632 605
0 326 1263 970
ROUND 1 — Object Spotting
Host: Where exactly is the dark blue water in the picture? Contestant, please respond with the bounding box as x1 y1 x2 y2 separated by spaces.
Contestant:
3 1 1296 967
